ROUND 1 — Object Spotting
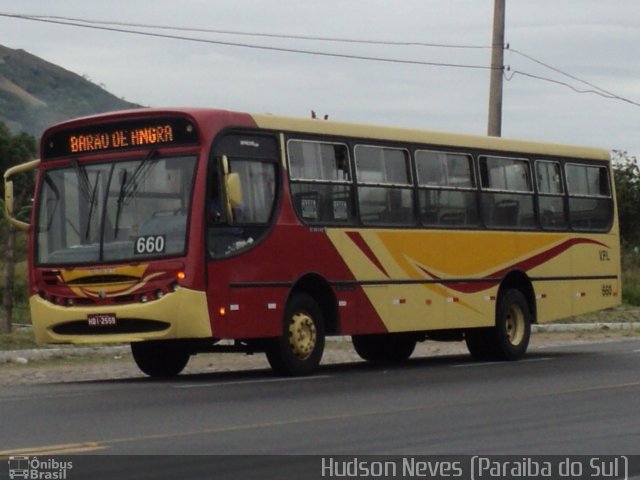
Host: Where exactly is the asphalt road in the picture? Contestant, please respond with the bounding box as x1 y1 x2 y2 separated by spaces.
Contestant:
1 339 639 478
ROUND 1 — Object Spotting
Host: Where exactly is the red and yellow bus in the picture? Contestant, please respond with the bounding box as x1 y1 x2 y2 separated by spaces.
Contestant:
4 108 621 376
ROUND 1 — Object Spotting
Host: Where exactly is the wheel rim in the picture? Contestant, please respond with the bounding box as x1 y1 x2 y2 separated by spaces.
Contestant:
505 304 525 346
288 311 317 360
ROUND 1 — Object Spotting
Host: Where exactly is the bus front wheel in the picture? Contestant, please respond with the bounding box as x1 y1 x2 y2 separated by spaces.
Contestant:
266 293 325 376
131 340 190 377
465 289 531 361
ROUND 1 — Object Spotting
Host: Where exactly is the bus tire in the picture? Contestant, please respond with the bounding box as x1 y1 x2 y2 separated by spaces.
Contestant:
352 333 416 363
493 289 531 360
464 329 493 360
265 293 325 376
131 340 190 377
466 289 531 361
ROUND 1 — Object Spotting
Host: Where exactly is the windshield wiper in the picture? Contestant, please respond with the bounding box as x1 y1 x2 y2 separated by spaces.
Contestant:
42 173 60 232
114 169 127 238
71 160 102 240
84 170 101 240
113 149 158 238
71 159 92 204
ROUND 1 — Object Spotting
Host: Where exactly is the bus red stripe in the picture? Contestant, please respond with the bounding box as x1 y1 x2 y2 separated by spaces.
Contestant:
346 231 390 278
417 238 608 294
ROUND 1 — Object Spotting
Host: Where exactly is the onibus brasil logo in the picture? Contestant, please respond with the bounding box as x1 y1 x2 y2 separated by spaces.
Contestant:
8 457 73 479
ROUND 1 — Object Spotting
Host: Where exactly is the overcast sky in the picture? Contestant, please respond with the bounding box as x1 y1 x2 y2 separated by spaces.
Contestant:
1 1 639 158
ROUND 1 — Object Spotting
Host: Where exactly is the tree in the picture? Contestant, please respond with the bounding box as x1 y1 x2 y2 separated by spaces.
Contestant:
612 150 640 247
0 123 37 333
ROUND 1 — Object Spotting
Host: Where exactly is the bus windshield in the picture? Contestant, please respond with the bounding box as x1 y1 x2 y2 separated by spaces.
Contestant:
36 154 197 265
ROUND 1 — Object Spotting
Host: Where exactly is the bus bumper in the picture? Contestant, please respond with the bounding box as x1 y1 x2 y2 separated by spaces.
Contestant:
28 287 213 345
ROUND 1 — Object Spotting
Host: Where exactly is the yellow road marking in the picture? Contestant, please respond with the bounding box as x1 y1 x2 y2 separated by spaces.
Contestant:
0 442 105 457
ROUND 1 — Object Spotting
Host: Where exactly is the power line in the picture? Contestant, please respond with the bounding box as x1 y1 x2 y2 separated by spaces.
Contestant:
504 69 640 107
1 11 638 107
19 13 493 50
507 47 639 106
21 11 637 106
0 12 496 71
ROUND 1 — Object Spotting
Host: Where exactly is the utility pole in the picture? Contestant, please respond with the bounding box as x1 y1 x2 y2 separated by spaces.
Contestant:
487 0 506 137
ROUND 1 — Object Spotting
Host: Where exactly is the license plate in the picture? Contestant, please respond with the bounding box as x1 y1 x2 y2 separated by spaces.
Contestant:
87 313 117 327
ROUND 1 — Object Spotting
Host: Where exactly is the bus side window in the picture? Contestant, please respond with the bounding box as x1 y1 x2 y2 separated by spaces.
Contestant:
416 150 477 227
536 160 567 229
480 155 535 229
565 163 612 231
354 145 414 226
287 139 354 224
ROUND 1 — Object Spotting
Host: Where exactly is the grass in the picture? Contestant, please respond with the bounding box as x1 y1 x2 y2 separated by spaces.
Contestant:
558 304 640 324
0 328 38 350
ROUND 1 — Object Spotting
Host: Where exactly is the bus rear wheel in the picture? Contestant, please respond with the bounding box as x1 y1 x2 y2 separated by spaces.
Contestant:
465 289 531 361
131 340 190 377
265 293 325 376
352 333 417 363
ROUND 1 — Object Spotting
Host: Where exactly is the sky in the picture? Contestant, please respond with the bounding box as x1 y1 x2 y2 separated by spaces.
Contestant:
1 1 639 158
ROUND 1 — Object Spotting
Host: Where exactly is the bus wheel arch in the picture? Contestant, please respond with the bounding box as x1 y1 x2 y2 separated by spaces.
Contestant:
287 273 339 335
265 273 336 376
465 270 534 361
497 270 537 324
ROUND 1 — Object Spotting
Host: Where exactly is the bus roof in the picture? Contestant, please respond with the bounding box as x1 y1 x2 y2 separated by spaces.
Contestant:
40 107 610 162
251 113 610 161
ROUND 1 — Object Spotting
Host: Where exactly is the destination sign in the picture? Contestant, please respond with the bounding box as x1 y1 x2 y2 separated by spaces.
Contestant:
70 124 175 153
43 116 199 159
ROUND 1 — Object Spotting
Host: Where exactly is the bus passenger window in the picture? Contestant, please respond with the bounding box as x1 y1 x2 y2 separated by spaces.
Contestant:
354 145 414 226
565 163 612 231
288 141 351 182
480 156 535 229
287 139 354 224
536 160 567 229
416 150 477 227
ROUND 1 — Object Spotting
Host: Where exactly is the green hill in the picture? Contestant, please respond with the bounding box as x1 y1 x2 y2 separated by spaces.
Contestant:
0 44 141 139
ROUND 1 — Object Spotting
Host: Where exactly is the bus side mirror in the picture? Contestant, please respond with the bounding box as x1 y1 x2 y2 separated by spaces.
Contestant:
226 173 242 207
220 155 243 225
4 180 16 221
3 159 40 231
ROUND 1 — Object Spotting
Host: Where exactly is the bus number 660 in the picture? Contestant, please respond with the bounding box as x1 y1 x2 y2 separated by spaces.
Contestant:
135 235 166 255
